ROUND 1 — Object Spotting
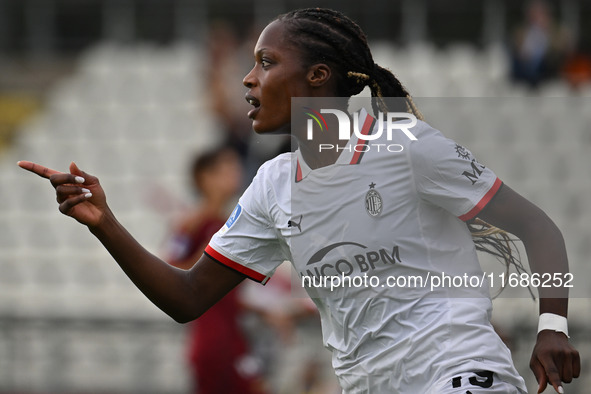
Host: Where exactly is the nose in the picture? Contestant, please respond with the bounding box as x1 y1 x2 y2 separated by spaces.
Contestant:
243 66 256 88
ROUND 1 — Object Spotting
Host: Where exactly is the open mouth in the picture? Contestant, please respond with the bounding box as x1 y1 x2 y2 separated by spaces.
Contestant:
245 93 260 107
245 93 261 119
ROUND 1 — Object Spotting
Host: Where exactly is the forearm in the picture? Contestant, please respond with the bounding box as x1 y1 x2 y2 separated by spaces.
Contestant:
478 185 570 315
16 161 204 322
518 212 569 316
525 220 578 394
89 210 198 322
479 185 580 391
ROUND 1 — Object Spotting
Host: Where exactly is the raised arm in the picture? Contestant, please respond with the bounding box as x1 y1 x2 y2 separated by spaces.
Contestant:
477 183 580 394
17 161 245 323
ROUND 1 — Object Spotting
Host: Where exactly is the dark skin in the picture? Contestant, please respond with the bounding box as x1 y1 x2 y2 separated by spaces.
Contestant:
243 21 341 169
19 19 579 394
478 184 580 393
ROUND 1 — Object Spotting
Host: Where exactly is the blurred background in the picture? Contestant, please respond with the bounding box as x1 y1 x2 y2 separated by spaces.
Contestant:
0 0 590 393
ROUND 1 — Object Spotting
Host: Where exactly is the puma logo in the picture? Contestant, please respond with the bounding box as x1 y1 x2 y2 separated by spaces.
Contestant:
287 215 303 232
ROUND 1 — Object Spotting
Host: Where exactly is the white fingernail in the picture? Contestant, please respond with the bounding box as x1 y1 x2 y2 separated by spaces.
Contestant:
84 193 92 198
75 176 85 184
81 188 90 193
558 386 564 394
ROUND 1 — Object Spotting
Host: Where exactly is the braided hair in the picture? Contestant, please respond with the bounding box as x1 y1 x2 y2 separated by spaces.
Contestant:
276 8 422 118
275 8 527 296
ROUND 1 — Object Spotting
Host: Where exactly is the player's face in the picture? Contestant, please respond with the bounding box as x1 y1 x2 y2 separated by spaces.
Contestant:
243 21 312 134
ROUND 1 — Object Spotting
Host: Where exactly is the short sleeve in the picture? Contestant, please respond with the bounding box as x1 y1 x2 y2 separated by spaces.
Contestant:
206 163 288 284
410 132 502 221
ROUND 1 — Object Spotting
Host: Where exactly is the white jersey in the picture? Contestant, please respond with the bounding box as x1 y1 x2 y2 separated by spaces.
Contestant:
206 112 527 393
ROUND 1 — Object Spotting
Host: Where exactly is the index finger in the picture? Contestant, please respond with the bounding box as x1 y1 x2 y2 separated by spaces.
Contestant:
17 161 63 179
540 357 564 394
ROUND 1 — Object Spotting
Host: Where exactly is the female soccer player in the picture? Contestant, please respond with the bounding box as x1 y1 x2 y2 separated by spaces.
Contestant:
19 8 579 394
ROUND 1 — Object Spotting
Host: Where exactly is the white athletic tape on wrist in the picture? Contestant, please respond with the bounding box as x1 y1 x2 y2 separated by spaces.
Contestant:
538 313 569 338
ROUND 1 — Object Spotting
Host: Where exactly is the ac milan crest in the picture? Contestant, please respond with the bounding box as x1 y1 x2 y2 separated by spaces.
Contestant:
365 182 383 217
455 144 471 160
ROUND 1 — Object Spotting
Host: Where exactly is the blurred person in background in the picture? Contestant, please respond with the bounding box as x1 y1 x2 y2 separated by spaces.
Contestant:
239 261 341 394
561 49 591 91
164 146 337 393
163 146 267 394
207 22 253 161
206 21 291 181
509 0 574 88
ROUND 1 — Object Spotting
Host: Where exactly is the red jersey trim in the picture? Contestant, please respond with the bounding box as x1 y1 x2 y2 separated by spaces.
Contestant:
350 113 376 165
458 177 503 222
204 245 269 284
295 160 303 183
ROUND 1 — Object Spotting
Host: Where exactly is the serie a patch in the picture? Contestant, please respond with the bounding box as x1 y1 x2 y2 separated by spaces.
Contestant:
220 203 242 234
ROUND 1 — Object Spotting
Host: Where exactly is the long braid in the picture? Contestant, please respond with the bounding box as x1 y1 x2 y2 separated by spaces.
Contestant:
277 8 523 293
468 219 534 299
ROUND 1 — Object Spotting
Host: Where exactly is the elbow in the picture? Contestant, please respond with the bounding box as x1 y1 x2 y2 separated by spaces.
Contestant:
172 315 193 324
170 311 199 324
168 305 205 324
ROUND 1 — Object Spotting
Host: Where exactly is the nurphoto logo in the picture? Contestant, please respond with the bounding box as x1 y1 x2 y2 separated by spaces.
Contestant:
304 108 418 142
293 97 420 154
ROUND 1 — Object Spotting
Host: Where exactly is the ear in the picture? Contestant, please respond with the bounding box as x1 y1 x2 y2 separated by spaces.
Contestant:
307 64 332 87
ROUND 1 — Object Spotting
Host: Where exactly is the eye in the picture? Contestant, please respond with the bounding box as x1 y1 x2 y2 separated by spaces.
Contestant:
261 58 272 68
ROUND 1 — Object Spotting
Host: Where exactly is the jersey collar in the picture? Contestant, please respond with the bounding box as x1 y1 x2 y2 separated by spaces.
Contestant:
295 108 376 183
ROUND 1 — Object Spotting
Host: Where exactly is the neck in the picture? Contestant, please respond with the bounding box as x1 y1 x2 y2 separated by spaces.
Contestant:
292 99 349 170
295 131 346 169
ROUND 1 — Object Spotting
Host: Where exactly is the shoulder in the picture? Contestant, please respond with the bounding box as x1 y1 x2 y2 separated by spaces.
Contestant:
407 120 456 161
257 152 293 173
407 120 488 186
242 152 293 210
410 120 448 145
252 152 293 186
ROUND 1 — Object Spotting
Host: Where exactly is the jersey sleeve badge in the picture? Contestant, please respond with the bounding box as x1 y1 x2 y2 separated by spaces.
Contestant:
219 203 242 235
